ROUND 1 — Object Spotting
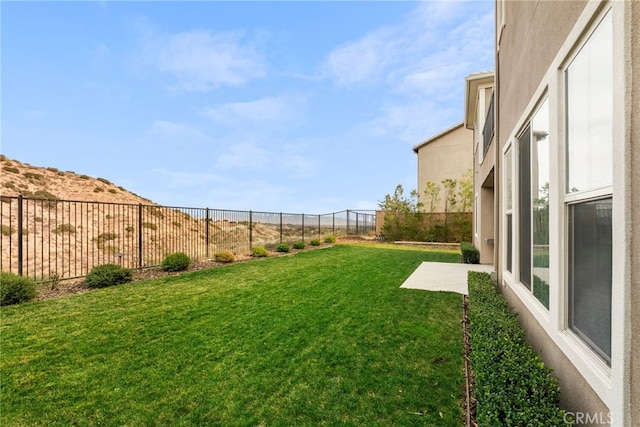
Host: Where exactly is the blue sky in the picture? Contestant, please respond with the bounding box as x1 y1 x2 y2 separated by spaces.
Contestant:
1 1 494 214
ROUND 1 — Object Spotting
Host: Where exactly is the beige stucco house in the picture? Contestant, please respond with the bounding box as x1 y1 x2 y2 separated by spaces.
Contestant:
471 0 640 424
412 123 472 213
465 72 495 265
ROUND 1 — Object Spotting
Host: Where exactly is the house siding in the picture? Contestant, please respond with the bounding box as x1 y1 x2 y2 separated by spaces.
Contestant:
495 0 639 423
414 124 472 213
629 1 640 424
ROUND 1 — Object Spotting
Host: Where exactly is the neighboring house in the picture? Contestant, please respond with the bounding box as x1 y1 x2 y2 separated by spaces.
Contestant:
412 123 473 213
470 0 639 424
464 72 495 265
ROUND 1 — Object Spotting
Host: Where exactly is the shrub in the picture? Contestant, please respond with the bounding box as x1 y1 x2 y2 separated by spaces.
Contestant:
1 225 15 236
251 246 269 257
0 272 37 306
293 241 305 250
276 243 290 253
97 177 111 185
108 189 117 194
162 252 191 272
468 272 568 426
461 241 480 264
310 239 321 246
2 166 19 174
54 224 76 234
324 235 336 244
214 250 235 263
85 264 132 289
93 187 104 193
143 222 157 231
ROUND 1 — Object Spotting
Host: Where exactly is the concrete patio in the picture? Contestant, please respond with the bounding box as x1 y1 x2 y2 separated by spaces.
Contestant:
400 262 494 295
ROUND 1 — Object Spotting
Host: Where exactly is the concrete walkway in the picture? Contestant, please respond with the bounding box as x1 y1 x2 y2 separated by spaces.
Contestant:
400 262 494 295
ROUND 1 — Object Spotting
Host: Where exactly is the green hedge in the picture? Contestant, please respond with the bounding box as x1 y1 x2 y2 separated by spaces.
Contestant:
0 272 37 306
468 272 568 426
461 241 480 264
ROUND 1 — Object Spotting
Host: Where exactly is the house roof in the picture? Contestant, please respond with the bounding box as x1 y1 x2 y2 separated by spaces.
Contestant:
412 122 465 153
464 71 495 130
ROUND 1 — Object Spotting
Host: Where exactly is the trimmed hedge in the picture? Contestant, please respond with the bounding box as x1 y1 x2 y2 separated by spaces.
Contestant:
251 246 269 257
85 264 132 289
0 272 37 306
468 271 568 426
214 250 235 263
276 243 290 253
161 252 191 272
461 241 480 264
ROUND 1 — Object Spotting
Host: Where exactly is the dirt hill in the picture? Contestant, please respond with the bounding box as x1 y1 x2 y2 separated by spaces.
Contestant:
0 155 154 205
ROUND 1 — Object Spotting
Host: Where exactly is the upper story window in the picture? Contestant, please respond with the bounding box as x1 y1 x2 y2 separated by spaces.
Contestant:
483 92 495 157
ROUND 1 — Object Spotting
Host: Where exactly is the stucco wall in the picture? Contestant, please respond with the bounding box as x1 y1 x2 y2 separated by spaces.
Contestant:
415 125 473 213
498 1 587 146
629 1 639 424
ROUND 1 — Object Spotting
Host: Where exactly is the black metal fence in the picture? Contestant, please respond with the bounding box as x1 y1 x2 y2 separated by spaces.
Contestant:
0 195 376 282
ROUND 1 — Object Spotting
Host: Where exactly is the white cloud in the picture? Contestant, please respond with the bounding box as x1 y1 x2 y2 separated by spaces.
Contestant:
202 96 301 127
321 31 395 86
142 28 265 92
215 142 270 170
321 1 493 92
151 120 207 140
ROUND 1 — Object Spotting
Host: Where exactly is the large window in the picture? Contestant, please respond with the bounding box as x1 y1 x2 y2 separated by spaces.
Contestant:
518 125 531 291
532 99 550 308
565 10 612 363
515 98 550 308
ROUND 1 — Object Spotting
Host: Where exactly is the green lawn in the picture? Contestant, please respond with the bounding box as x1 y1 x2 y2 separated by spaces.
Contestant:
1 245 464 426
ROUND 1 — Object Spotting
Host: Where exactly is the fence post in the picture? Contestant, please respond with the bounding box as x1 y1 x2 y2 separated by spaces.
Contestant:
346 210 350 235
356 212 359 235
205 208 210 258
302 214 305 242
332 213 335 236
249 210 253 250
279 213 283 243
17 195 23 276
318 215 321 240
138 204 143 269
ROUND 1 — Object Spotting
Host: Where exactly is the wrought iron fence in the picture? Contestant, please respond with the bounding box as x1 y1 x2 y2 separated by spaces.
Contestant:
0 195 376 282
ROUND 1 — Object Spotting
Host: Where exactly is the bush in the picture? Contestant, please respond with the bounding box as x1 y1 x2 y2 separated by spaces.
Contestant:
214 250 235 263
251 246 269 257
162 252 191 272
276 243 290 253
293 241 305 250
461 241 480 264
0 272 37 306
468 272 568 426
310 239 321 246
324 235 336 244
85 264 132 289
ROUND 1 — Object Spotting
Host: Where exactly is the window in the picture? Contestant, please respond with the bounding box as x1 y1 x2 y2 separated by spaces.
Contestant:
518 125 531 291
505 147 513 273
565 10 612 363
515 98 550 308
568 198 612 363
532 99 550 308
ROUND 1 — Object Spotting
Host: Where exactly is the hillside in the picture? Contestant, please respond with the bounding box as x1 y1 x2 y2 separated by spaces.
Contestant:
0 156 303 283
0 155 154 205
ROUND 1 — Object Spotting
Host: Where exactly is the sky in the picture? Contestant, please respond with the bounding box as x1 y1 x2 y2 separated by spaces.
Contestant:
1 1 494 214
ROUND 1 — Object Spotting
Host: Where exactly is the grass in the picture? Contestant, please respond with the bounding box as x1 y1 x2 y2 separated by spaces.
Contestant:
1 244 464 426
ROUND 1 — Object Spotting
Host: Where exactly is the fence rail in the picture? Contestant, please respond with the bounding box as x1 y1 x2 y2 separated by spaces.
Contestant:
0 195 376 282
